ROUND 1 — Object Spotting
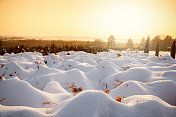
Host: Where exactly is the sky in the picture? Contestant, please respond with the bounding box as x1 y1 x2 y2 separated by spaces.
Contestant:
0 0 176 42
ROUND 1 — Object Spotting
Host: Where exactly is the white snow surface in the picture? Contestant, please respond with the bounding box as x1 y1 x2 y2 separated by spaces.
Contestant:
0 50 176 117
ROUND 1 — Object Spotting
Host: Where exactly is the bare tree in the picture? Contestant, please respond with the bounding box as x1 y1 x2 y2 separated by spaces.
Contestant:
125 39 134 49
107 35 116 49
139 38 146 50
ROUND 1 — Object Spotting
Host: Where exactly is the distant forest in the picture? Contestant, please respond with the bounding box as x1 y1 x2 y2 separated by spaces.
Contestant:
0 35 175 55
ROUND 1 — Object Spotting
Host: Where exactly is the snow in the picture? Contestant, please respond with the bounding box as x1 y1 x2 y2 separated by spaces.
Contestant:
0 50 176 117
109 80 176 105
43 81 68 94
0 77 71 108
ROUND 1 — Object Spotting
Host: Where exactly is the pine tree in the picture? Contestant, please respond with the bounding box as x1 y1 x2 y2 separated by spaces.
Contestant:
171 40 175 59
155 43 159 57
144 39 149 53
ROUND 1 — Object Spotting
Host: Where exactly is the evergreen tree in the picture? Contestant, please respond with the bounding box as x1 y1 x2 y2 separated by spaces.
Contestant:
155 43 159 57
171 40 175 59
144 38 149 53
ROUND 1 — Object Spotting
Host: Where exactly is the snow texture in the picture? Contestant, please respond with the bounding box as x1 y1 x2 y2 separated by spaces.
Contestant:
0 50 176 117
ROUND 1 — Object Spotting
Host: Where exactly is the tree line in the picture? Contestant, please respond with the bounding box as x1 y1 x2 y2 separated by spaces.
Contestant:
0 38 108 55
126 35 176 51
0 35 175 57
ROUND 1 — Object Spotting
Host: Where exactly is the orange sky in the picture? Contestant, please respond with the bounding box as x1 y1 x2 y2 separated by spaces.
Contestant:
0 0 176 41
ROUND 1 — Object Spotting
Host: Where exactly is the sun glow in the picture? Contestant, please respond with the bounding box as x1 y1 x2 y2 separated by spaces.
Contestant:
117 4 148 33
0 0 176 41
98 3 150 36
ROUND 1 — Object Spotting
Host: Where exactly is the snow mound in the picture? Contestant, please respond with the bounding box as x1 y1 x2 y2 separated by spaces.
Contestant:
43 81 68 94
53 91 176 117
162 70 176 81
76 63 96 72
85 60 121 82
109 80 176 105
0 105 48 117
109 80 150 98
54 90 117 117
0 61 30 80
100 67 152 90
1 92 176 117
74 55 98 65
55 69 93 91
44 54 63 68
117 67 151 82
29 64 62 79
32 69 92 91
161 55 176 63
136 59 151 64
112 58 134 66
58 60 80 71
98 60 121 71
123 95 176 117
0 77 71 108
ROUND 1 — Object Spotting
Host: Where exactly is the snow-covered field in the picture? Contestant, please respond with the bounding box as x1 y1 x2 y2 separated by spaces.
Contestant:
0 50 176 117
